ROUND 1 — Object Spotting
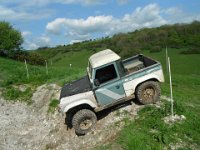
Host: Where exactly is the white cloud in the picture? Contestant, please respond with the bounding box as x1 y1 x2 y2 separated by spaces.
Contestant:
1 0 106 7
15 2 200 48
0 5 30 20
66 31 90 40
163 7 200 23
164 7 183 15
46 3 167 42
37 36 51 46
56 0 105 5
28 43 39 50
70 40 84 44
117 0 128 5
22 31 32 37
122 4 166 28
23 35 52 50
46 16 114 35
0 5 53 20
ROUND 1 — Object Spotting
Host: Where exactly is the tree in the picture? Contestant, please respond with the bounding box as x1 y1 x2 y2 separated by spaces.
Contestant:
0 21 23 56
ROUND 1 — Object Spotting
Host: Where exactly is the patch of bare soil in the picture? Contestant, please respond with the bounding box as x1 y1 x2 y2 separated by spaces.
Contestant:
0 84 142 150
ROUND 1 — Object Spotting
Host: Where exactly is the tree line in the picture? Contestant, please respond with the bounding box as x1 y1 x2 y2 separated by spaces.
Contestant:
37 21 200 59
1 20 199 64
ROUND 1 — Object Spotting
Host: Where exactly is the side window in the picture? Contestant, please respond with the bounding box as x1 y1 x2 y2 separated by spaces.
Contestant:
95 64 117 84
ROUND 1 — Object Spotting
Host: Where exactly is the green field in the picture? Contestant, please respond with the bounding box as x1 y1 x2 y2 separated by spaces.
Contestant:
111 49 200 149
1 48 200 149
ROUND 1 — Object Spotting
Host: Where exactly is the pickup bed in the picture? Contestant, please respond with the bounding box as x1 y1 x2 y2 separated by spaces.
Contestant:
59 49 164 135
123 54 156 73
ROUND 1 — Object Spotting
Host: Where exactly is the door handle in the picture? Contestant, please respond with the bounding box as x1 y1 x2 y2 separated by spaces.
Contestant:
116 85 120 89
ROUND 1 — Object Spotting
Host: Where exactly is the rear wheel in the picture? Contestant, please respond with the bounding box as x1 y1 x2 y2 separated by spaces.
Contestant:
72 109 97 135
136 81 161 104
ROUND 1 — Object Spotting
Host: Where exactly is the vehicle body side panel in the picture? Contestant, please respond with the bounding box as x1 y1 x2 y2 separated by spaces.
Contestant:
60 91 97 113
95 79 125 106
122 65 164 97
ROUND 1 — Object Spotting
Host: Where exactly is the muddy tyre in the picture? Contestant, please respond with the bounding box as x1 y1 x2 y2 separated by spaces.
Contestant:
72 109 97 135
136 81 161 105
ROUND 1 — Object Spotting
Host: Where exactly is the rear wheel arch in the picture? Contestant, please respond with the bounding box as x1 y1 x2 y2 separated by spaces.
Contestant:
135 79 161 104
135 78 159 91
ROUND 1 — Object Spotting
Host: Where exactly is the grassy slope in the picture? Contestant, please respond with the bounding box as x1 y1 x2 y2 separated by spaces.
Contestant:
51 50 93 68
0 52 89 102
114 49 200 149
1 48 200 149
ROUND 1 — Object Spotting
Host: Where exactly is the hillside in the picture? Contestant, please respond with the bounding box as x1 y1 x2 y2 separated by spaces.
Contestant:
1 47 200 149
36 21 200 62
0 21 200 149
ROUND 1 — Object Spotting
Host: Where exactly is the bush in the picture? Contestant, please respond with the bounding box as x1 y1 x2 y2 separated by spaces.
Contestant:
180 48 200 54
149 46 162 53
1 49 46 66
120 48 141 59
27 53 46 65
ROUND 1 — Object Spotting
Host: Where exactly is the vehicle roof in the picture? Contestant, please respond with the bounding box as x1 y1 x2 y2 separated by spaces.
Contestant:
89 49 121 68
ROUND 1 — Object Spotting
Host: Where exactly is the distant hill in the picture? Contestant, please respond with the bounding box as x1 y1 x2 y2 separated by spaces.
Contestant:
36 21 200 60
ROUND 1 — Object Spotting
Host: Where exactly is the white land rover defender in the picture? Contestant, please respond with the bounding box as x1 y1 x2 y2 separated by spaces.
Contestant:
59 49 164 135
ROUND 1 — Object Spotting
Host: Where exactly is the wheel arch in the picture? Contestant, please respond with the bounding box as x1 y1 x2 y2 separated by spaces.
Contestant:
64 100 96 114
135 79 161 104
135 78 159 91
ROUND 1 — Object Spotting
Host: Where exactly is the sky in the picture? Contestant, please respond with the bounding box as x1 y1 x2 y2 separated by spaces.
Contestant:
0 0 200 50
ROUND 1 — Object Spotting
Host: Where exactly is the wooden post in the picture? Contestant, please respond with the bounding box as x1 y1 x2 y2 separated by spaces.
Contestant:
24 59 29 80
166 46 169 74
168 57 174 116
45 60 48 75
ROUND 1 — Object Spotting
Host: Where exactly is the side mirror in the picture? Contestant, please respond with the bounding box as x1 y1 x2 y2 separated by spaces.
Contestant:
94 79 100 86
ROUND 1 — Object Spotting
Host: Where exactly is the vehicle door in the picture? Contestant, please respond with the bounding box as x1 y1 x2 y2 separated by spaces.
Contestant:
94 63 126 106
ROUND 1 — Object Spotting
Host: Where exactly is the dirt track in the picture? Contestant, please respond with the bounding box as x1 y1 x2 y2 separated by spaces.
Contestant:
0 84 142 150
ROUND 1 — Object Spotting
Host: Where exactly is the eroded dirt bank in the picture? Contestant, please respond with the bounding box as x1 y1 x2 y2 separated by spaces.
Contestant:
0 84 142 150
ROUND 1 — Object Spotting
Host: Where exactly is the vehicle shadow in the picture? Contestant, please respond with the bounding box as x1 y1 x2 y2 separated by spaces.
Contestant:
64 98 142 130
96 98 142 121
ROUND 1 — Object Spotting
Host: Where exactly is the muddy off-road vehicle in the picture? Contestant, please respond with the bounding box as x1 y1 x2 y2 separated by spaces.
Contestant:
59 49 164 135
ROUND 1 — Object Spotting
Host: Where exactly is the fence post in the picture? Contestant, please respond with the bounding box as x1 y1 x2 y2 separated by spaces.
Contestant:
24 59 29 80
45 60 48 75
168 57 174 117
166 46 169 74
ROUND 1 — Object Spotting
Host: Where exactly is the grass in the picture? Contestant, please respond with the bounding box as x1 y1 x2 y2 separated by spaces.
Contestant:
2 86 33 104
110 48 200 149
0 51 89 102
1 48 200 148
0 57 86 86
48 99 59 113
0 50 93 103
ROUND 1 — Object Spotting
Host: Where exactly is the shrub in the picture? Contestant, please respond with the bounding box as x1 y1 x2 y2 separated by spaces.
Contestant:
149 46 162 53
2 49 46 66
120 48 141 59
180 48 200 54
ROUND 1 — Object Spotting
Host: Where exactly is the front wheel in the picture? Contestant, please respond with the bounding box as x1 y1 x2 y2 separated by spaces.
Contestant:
136 81 161 105
72 109 97 135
